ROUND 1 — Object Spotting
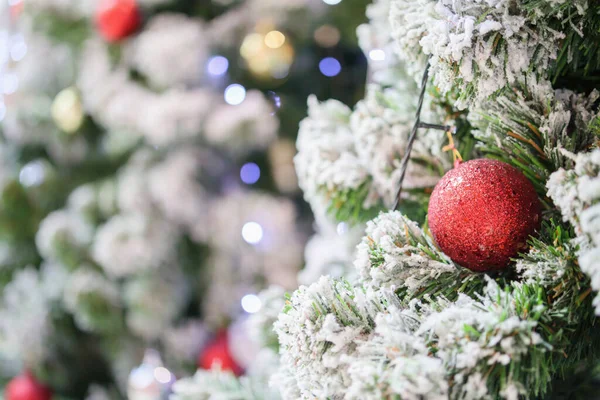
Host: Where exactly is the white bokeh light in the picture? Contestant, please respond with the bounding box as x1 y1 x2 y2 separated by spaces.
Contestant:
336 222 348 236
323 0 342 4
10 37 27 61
224 84 246 105
369 49 386 61
19 161 46 187
153 367 172 384
241 294 262 313
242 222 263 244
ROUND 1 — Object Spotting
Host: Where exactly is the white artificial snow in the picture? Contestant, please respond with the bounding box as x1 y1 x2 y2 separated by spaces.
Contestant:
63 267 121 333
296 85 447 215
295 95 369 212
390 0 565 109
204 90 279 156
548 149 600 315
92 213 178 278
35 209 94 261
123 267 189 340
354 211 454 291
125 14 207 89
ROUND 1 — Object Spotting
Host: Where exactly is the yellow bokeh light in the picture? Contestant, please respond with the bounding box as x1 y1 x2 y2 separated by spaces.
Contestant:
51 87 84 133
264 31 286 49
240 29 295 80
240 33 265 59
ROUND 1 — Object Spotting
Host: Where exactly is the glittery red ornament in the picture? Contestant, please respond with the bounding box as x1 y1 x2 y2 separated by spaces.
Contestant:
96 0 140 43
5 372 52 400
198 331 243 376
428 159 541 272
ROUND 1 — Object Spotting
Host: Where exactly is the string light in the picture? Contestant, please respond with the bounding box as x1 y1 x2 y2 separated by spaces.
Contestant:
241 294 262 313
240 162 260 184
368 49 386 61
319 57 341 77
224 84 246 105
242 222 263 244
207 55 229 76
264 30 285 49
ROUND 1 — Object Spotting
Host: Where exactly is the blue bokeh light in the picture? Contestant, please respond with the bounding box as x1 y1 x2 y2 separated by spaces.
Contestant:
240 162 261 184
319 57 341 77
207 55 229 76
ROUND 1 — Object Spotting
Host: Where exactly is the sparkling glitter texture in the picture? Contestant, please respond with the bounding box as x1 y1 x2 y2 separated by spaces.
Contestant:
428 159 541 272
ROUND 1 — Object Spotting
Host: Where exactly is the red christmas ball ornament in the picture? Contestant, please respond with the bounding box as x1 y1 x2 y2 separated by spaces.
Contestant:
428 159 541 272
96 0 141 43
5 372 52 400
198 331 243 376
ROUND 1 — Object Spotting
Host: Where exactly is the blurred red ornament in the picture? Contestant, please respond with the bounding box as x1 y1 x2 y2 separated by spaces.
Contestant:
96 0 140 42
198 332 243 376
5 372 52 400
10 1 24 18
428 159 541 272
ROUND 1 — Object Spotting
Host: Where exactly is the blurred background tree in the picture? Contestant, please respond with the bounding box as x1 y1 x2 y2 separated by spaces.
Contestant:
0 0 370 398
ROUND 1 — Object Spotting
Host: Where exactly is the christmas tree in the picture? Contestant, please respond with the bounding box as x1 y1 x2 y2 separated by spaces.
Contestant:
174 0 600 399
0 0 370 399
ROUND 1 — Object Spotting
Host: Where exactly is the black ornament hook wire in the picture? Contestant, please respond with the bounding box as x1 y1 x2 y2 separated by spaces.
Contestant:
392 60 455 211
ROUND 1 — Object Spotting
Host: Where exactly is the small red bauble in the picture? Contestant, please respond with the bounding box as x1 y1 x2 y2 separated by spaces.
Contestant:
5 372 52 400
198 332 243 376
428 159 541 272
96 0 140 43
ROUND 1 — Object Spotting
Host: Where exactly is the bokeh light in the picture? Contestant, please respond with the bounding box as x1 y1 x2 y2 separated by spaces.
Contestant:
240 162 261 184
19 161 46 187
319 57 341 77
10 35 27 61
224 84 246 105
241 31 294 80
242 222 263 244
323 0 342 4
264 31 286 49
267 91 281 115
369 49 386 61
241 294 262 313
51 87 85 133
240 33 264 59
314 25 340 48
207 55 229 76
337 222 349 236
153 367 173 384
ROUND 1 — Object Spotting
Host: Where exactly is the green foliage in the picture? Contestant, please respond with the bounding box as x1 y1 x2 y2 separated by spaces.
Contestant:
520 0 600 85
28 11 91 49
325 180 383 224
471 88 600 199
